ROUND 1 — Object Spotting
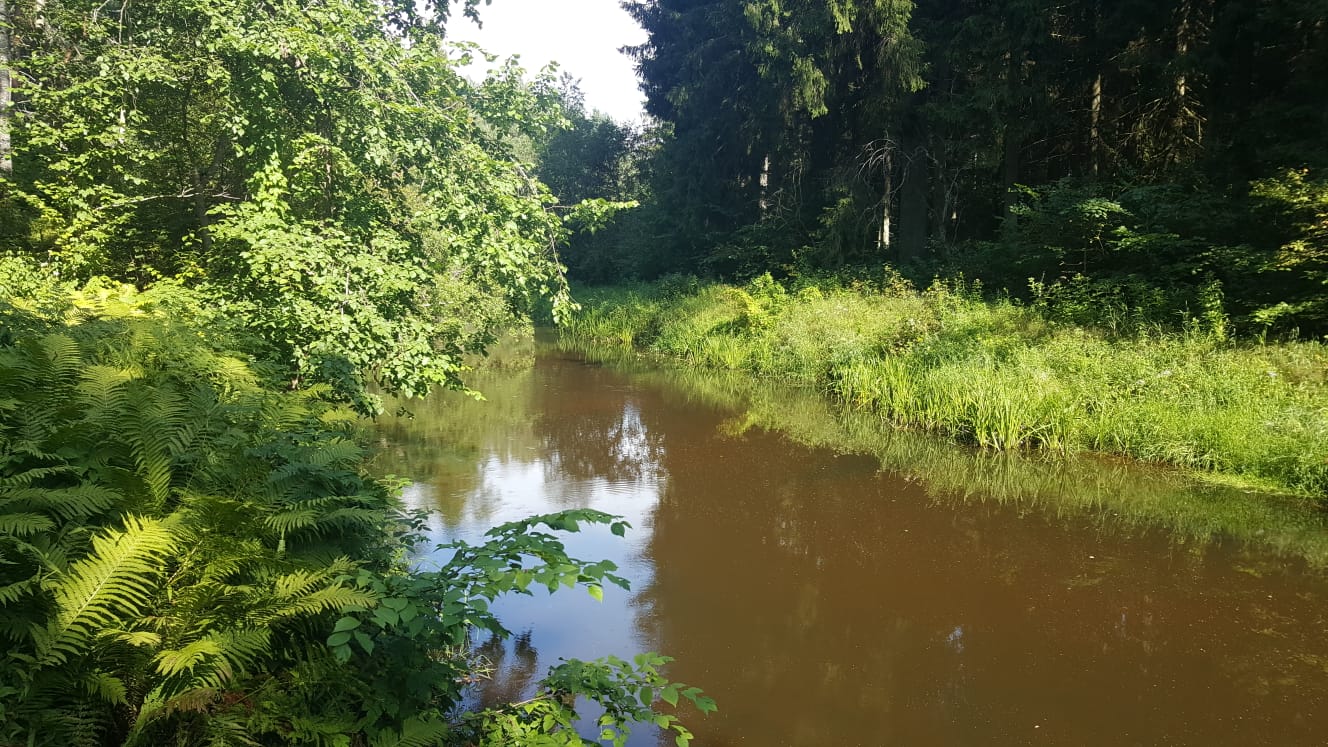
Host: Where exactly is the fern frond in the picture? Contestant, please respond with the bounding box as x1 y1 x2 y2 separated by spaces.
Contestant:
121 388 187 507
0 464 79 488
265 509 319 536
129 686 221 742
39 514 180 665
4 485 123 522
261 564 374 620
314 506 381 531
110 629 162 648
40 334 84 390
3 478 124 521
270 568 326 600
0 512 56 536
0 578 34 606
303 438 363 469
136 629 271 740
81 670 128 705
210 355 261 393
154 637 224 679
270 584 377 619
0 348 42 391
75 365 136 420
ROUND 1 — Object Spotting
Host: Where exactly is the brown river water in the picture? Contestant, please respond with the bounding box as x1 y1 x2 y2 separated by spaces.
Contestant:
373 339 1328 746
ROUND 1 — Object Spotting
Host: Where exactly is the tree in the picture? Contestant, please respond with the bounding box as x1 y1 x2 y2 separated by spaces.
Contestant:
0 0 575 408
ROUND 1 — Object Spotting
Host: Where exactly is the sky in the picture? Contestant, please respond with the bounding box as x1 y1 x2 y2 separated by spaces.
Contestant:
447 0 649 123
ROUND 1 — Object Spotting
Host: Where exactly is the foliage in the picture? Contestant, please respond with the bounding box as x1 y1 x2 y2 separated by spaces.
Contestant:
1251 168 1328 327
531 81 656 285
0 0 578 409
563 278 1328 496
0 278 714 745
593 0 1328 334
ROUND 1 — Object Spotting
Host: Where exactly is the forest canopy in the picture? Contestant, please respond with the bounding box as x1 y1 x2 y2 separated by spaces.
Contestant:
0 0 592 409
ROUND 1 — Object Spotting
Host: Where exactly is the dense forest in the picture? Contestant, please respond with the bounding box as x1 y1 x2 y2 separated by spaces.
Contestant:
551 0 1327 335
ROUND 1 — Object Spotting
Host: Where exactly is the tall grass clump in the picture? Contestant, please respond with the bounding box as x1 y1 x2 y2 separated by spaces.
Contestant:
563 273 1328 497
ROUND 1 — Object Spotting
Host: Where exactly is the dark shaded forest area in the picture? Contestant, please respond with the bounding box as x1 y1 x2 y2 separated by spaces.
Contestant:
548 0 1327 335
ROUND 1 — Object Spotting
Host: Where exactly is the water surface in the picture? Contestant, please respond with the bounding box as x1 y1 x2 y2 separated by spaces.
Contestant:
373 343 1328 745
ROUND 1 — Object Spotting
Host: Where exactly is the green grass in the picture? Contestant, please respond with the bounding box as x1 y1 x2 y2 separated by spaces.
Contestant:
561 277 1328 498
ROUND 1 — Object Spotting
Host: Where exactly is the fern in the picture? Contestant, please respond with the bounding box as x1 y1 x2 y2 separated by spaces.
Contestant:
1 281 609 746
3 485 123 522
0 464 79 488
38 514 180 666
80 669 128 705
153 628 272 690
75 364 136 423
120 387 188 507
0 512 57 536
38 334 84 392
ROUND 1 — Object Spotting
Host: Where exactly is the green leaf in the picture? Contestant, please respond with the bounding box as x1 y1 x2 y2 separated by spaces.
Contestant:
354 631 375 655
332 616 361 633
587 584 604 602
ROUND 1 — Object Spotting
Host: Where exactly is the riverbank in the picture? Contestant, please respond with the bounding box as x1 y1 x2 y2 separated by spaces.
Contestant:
560 276 1328 498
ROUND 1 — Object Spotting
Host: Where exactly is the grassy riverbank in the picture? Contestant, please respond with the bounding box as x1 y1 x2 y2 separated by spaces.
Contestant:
561 276 1328 498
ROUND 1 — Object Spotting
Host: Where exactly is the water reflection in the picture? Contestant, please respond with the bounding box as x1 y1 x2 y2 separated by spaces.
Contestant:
635 421 1327 743
564 341 1328 568
374 355 673 745
373 342 1328 746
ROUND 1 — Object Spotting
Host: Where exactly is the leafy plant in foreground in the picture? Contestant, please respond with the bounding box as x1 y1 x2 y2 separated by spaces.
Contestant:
0 283 714 746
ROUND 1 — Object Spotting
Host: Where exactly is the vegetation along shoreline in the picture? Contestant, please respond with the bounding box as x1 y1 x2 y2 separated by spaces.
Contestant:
561 274 1328 500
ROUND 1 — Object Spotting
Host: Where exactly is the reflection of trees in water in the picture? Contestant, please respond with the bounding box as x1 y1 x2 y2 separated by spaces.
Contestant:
539 401 665 486
372 369 550 530
372 344 1328 743
630 418 1328 744
527 359 669 489
372 367 542 479
469 630 542 710
569 343 1328 566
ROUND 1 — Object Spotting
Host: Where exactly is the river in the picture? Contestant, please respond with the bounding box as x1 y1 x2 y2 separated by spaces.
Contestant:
372 338 1328 745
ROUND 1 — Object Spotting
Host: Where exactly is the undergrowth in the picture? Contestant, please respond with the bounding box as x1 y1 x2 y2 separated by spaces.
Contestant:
0 266 714 746
562 274 1328 497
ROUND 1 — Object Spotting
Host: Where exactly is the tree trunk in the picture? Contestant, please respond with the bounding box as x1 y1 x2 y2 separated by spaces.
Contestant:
1176 0 1191 103
757 153 771 215
1 0 13 178
1169 0 1207 164
878 145 893 253
931 155 954 245
1001 51 1021 234
193 167 212 255
1089 72 1103 176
